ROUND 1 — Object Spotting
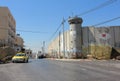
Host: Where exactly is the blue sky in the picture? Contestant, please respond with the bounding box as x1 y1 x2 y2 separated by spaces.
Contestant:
0 0 120 53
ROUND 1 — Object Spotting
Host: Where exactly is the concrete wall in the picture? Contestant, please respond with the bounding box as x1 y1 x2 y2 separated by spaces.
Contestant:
82 26 120 47
48 26 120 59
82 26 120 59
48 31 70 58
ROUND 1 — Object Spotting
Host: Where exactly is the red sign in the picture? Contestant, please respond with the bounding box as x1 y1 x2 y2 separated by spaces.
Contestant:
102 34 106 37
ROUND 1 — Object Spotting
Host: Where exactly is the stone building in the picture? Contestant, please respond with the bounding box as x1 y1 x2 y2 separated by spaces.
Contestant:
0 7 16 47
15 34 24 52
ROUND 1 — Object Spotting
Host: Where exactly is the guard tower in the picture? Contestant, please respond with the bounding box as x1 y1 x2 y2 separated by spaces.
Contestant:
68 17 83 58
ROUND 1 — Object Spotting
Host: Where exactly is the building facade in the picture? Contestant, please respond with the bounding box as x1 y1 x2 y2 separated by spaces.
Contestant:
0 7 16 47
15 34 24 52
48 17 120 59
25 49 32 58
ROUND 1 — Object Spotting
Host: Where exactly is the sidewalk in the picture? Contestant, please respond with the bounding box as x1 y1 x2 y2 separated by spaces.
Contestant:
48 58 120 62
49 58 93 62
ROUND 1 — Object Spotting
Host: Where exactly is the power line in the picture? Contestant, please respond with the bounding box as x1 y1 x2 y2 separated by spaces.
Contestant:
49 18 66 41
16 29 50 34
0 26 50 34
61 0 117 28
48 0 117 43
77 0 117 16
92 16 120 26
48 21 63 41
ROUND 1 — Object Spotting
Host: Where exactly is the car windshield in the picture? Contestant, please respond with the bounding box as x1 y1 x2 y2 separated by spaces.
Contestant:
15 54 25 56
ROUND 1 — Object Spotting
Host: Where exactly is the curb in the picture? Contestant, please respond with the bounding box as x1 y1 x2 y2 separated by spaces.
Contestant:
51 58 93 62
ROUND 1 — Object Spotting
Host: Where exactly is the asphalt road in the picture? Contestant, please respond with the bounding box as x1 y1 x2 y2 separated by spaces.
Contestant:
0 59 120 81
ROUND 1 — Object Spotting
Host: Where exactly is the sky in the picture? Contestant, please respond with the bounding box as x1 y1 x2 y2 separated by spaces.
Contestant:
0 0 120 53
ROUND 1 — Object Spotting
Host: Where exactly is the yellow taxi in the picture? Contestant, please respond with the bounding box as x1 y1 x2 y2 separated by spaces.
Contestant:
12 52 29 63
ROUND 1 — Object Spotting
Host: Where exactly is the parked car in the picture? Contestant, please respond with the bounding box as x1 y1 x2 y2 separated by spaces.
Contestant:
12 52 29 63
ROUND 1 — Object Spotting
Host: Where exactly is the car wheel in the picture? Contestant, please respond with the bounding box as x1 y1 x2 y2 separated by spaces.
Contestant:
26 59 28 63
12 61 15 63
23 59 26 63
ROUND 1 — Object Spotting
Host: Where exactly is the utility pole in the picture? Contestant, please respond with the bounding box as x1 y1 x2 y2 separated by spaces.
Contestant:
43 41 45 56
58 31 61 59
81 25 84 59
62 18 65 58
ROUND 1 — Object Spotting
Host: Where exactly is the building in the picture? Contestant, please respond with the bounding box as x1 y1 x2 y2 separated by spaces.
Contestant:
48 17 120 59
15 34 24 52
0 7 16 48
25 49 32 58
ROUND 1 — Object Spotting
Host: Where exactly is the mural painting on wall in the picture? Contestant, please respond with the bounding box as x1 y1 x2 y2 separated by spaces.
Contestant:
96 28 111 45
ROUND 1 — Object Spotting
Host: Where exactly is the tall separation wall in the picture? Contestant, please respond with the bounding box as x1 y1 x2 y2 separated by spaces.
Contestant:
82 26 120 59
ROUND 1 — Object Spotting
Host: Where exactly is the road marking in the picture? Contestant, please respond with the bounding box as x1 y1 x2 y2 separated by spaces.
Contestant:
81 68 87 71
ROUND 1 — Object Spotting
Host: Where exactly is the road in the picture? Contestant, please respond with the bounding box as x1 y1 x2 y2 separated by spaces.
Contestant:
0 59 120 81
